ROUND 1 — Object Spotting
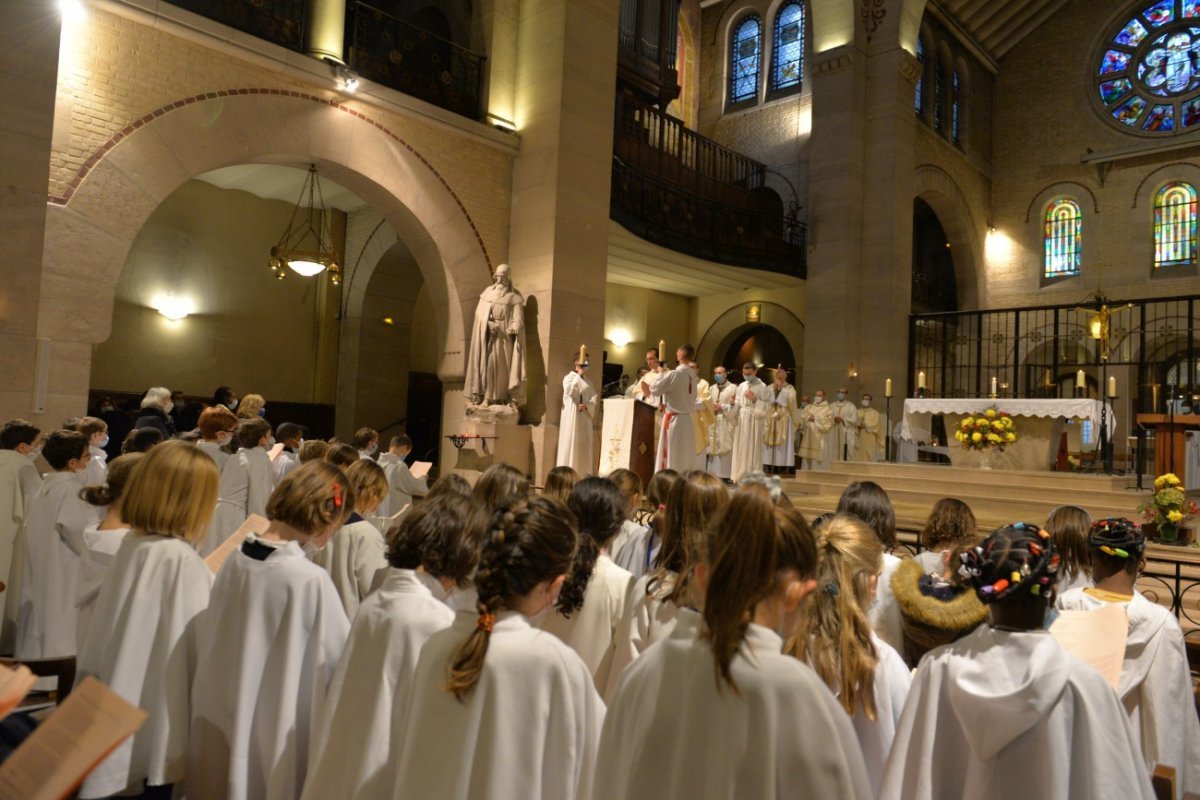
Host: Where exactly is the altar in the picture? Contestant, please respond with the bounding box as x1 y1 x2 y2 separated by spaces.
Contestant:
900 398 1116 471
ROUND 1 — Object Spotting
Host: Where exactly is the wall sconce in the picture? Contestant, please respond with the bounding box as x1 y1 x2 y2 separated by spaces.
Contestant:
154 294 194 321
609 329 631 348
487 113 517 133
746 303 762 323
848 362 858 379
381 316 395 326
323 56 359 93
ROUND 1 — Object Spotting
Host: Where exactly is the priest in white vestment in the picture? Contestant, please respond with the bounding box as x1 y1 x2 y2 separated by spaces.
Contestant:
830 387 859 462
705 367 737 479
648 346 699 473
730 362 769 482
854 393 884 462
798 390 834 470
763 368 800 475
556 355 598 474
0 435 42 653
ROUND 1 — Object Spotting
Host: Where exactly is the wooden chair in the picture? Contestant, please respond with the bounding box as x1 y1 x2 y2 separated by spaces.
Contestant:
1153 765 1176 800
0 656 76 703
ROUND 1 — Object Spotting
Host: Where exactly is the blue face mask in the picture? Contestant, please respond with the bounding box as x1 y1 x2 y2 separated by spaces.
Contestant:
714 374 726 383
836 392 846 402
258 408 266 418
98 435 110 449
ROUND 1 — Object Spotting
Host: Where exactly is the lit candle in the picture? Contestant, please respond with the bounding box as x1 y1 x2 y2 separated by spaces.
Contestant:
1108 375 1117 398
1076 370 1086 389
579 344 587 365
918 371 926 390
658 339 666 361
990 376 998 396
885 378 893 398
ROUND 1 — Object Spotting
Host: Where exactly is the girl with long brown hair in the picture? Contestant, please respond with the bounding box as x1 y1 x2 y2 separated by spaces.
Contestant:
390 496 603 800
787 514 911 796
594 486 870 799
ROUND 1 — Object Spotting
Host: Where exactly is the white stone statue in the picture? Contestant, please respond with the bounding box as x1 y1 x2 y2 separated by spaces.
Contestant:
465 263 526 408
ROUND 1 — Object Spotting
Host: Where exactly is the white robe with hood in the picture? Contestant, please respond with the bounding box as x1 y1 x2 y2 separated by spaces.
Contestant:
74 523 129 652
188 538 350 800
557 370 598 474
75 534 212 797
541 554 635 691
390 610 604 800
0 449 41 652
203 446 274 556
303 568 454 800
730 378 768 481
1057 587 1200 796
878 625 1156 800
310 515 388 620
649 364 699 473
595 620 872 800
604 572 681 699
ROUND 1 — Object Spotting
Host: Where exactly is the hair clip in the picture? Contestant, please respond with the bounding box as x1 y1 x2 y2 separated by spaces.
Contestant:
658 504 667 511
332 483 343 509
991 578 1010 593
1100 545 1129 558
476 613 495 633
822 582 840 597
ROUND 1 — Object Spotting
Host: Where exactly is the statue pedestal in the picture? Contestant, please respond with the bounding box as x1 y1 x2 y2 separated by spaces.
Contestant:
450 406 532 480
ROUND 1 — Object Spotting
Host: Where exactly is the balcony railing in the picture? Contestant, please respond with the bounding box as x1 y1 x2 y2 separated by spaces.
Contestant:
347 2 484 120
166 0 305 52
611 156 806 278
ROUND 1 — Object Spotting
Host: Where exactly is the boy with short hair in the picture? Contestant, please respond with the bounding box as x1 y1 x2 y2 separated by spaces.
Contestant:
77 416 110 486
377 434 428 519
15 430 101 658
0 420 44 652
353 427 379 461
273 422 304 483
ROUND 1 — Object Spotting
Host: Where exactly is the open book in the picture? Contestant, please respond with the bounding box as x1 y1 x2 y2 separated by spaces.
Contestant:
410 461 433 480
204 514 271 575
0 677 147 800
1049 602 1128 690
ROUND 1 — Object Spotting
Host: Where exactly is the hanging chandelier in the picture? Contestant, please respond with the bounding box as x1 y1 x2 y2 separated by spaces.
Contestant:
269 164 342 284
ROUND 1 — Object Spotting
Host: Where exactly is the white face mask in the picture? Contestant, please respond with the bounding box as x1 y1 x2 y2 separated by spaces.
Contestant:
814 396 825 404
165 401 174 413
861 399 871 408
97 435 110 449
228 398 239 411
217 431 233 446
365 442 378 456
25 447 41 461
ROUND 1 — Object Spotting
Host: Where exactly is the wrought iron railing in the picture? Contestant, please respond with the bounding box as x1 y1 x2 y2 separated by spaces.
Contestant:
166 0 305 52
611 155 806 277
347 2 484 120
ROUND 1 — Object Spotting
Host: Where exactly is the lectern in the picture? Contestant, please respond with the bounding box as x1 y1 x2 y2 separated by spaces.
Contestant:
1136 414 1200 479
598 398 657 488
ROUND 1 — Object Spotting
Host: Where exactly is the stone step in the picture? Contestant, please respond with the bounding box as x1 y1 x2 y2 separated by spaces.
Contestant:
785 472 1148 508
824 460 1139 492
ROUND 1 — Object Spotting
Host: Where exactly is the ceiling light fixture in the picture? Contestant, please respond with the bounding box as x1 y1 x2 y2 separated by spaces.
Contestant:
269 164 341 284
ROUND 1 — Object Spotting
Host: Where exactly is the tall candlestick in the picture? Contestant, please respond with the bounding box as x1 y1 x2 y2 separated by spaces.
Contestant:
885 378 893 398
1076 370 1086 389
1108 375 1117 398
990 376 998 396
918 371 926 390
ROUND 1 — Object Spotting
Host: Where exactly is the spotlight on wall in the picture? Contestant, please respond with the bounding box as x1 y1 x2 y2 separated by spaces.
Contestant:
322 56 360 94
381 316 395 326
487 113 517 133
746 303 762 323
154 294 194 321
57 0 87 20
608 329 631 348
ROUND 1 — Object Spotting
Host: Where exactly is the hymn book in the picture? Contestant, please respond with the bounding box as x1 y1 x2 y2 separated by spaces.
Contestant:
0 677 146 800
204 514 271 574
410 461 433 480
1049 602 1128 690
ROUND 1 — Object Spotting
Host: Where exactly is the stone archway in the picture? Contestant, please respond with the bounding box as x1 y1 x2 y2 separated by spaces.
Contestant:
697 302 806 386
913 164 983 310
37 90 495 425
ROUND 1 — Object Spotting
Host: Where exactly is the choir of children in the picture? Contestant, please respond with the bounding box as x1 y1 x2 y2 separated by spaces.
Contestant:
0 409 1194 799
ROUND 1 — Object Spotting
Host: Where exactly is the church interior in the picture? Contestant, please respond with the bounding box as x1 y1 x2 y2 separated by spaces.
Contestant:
4 0 1200 795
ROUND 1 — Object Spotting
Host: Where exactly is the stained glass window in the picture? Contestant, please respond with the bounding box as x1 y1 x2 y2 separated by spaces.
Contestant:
771 3 804 93
1044 199 1082 278
1095 1 1200 134
933 55 943 130
952 69 962 143
729 16 761 105
1154 182 1198 267
915 38 925 115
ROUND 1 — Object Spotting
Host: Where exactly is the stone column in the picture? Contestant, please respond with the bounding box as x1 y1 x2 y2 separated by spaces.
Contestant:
305 0 346 64
507 0 618 480
0 0 59 423
476 0 520 131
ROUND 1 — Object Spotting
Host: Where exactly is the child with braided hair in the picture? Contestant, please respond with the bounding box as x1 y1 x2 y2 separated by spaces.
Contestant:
879 523 1155 800
390 495 604 800
787 514 911 796
1057 517 1200 796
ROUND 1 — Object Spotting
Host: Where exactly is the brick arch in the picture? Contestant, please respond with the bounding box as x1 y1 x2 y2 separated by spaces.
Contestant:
38 89 494 388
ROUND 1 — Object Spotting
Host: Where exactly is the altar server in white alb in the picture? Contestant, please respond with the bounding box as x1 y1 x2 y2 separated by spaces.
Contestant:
390 496 604 800
78 416 110 486
595 486 872 800
648 345 700 473
1056 517 1200 796
854 393 884 462
377 434 427 518
189 461 353 800
311 459 389 619
879 523 1156 800
16 430 101 659
0 420 43 653
75 442 218 799
730 362 769 482
303 493 486 800
203 417 275 556
556 350 598 475
542 477 635 692
830 386 859 462
704 366 737 479
763 367 800 474
788 514 911 796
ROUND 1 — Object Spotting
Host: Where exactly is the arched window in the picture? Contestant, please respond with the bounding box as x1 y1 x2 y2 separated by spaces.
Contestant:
771 3 804 93
933 54 944 130
1044 198 1083 278
951 69 962 144
915 38 926 116
1154 181 1199 267
729 15 762 105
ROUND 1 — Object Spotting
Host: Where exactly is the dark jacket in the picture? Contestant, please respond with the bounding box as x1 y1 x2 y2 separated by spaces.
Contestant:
133 406 176 437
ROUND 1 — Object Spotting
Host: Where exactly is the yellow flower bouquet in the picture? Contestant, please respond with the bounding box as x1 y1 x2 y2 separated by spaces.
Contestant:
1138 472 1199 544
955 407 1018 452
